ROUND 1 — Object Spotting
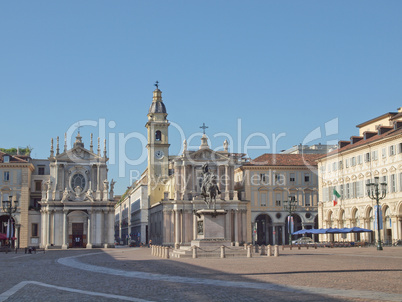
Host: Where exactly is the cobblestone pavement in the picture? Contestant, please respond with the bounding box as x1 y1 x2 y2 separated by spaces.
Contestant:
0 246 401 302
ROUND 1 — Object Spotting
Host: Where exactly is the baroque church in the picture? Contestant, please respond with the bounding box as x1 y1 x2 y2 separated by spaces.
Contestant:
39 133 116 249
145 86 250 247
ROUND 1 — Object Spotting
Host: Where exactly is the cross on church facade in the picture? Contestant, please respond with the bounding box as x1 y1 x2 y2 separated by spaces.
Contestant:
200 123 208 134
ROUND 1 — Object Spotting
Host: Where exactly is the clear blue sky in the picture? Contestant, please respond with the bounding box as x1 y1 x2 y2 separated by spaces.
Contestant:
1 1 401 195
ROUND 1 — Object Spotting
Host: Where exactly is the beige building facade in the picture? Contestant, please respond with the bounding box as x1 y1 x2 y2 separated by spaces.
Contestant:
317 108 402 244
237 154 321 245
0 151 34 248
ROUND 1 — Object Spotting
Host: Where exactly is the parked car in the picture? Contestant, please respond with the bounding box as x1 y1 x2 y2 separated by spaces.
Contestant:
292 237 314 245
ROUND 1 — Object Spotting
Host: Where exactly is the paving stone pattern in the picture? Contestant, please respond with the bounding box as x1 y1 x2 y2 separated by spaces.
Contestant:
0 247 401 302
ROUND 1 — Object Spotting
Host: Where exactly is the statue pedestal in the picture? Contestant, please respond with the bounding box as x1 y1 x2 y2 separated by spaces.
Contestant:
191 209 230 248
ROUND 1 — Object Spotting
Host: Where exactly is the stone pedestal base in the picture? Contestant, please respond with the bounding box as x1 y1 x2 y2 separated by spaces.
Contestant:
61 244 68 250
86 243 92 249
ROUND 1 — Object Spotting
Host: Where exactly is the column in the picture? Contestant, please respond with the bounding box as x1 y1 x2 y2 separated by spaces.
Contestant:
193 211 197 240
175 209 180 248
108 210 115 246
183 164 189 198
224 165 229 200
40 210 47 248
87 211 92 249
46 210 51 249
175 162 180 199
62 210 68 249
234 210 239 245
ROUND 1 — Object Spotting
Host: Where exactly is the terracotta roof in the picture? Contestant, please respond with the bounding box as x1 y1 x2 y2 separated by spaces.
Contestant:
245 154 321 167
318 126 402 160
0 151 29 163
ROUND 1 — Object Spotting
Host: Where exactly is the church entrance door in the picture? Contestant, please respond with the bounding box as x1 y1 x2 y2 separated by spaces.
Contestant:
72 223 84 248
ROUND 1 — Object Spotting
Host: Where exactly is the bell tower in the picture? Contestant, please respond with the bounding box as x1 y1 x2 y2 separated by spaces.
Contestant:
146 82 170 206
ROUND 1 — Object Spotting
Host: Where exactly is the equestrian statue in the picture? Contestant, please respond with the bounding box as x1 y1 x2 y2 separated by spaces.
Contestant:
201 164 221 209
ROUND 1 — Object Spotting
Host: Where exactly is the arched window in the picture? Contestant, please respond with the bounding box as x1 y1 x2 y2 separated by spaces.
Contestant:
155 130 162 141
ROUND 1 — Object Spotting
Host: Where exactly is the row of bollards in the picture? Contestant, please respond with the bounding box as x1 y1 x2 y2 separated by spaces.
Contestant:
246 244 279 257
151 245 170 259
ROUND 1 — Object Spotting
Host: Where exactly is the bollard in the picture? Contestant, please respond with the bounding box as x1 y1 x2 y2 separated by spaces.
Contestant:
247 245 252 258
221 246 225 258
260 245 265 256
274 245 279 257
290 244 292 250
192 246 197 259
306 245 309 250
315 244 317 249
282 245 284 251
267 245 272 257
298 245 301 250
255 245 259 253
159 246 162 258
166 246 170 259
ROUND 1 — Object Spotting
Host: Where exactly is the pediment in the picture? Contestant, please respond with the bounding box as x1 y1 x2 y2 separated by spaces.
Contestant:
187 148 228 162
54 146 102 163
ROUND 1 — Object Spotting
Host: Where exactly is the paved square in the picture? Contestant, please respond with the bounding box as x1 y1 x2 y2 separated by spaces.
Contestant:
0 246 401 301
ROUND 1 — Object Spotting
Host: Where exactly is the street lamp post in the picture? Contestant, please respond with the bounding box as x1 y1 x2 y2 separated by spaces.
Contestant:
283 196 297 245
366 177 386 251
2 195 18 248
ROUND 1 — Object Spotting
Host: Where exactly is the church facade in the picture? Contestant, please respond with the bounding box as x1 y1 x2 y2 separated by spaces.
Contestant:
39 133 116 249
144 87 250 247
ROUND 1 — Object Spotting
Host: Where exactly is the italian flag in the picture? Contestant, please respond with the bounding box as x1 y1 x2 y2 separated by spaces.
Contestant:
333 189 341 206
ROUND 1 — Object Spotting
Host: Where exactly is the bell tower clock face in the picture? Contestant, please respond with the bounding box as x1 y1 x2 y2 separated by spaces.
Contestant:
155 150 164 159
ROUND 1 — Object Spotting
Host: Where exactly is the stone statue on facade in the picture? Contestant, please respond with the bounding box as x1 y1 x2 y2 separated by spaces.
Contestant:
61 188 70 202
109 179 116 200
200 163 221 209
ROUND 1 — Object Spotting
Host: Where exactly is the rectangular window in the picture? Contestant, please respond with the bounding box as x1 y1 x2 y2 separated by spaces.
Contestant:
32 223 38 237
275 193 281 206
35 181 42 192
338 161 343 170
340 184 344 198
382 148 387 158
305 193 311 206
351 157 356 166
357 155 362 165
398 143 402 154
332 162 337 171
391 174 396 193
372 150 378 161
304 173 310 183
38 166 45 175
382 176 388 192
3 171 9 181
365 152 370 162
346 183 350 199
389 145 395 156
4 156 9 163
260 192 267 206
345 159 349 168
289 173 295 182
260 173 266 184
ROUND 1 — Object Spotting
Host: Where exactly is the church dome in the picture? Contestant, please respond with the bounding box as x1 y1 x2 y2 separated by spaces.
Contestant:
148 100 167 114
